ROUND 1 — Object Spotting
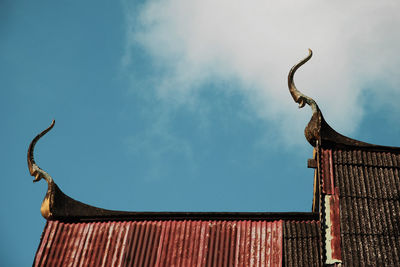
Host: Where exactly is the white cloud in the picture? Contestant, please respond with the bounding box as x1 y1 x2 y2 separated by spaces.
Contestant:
123 0 400 144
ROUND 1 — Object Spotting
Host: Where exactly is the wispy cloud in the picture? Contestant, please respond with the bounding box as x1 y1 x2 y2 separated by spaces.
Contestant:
123 108 195 181
122 0 400 144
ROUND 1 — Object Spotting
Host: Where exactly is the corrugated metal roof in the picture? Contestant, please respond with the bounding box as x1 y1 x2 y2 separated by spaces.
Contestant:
34 220 292 267
320 149 342 265
283 221 321 267
328 148 400 266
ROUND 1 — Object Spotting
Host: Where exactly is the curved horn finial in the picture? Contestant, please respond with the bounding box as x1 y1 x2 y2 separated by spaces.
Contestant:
27 120 55 183
288 49 318 113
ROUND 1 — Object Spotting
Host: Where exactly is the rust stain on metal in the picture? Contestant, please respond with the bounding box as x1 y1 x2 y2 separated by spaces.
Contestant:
324 194 342 265
322 148 342 265
321 149 335 195
329 193 342 262
34 220 284 267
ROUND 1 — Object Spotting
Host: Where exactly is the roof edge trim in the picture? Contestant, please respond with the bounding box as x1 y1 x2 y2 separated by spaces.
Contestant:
307 111 400 151
28 121 319 221
41 179 320 221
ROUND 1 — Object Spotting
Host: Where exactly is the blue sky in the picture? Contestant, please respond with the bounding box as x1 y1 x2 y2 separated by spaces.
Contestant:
2 1 400 265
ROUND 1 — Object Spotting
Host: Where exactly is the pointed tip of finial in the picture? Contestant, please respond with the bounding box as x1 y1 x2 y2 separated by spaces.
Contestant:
27 120 56 183
288 49 318 113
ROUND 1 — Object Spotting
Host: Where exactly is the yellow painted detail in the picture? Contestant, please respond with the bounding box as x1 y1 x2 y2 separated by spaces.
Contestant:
41 196 52 219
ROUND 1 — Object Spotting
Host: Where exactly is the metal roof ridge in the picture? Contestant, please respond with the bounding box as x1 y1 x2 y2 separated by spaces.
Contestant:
54 211 320 222
27 120 319 221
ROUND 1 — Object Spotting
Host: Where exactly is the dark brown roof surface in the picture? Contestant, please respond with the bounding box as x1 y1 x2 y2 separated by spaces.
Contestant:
283 221 322 267
332 148 400 266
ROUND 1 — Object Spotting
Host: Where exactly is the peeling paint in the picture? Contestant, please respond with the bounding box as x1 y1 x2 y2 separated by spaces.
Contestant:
324 195 342 265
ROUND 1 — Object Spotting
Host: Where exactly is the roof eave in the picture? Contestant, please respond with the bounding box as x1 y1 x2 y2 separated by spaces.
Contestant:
305 109 400 152
42 179 319 222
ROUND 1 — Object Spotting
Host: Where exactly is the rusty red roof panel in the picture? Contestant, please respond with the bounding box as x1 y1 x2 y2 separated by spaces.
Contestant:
34 220 290 267
320 149 342 265
321 149 335 195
